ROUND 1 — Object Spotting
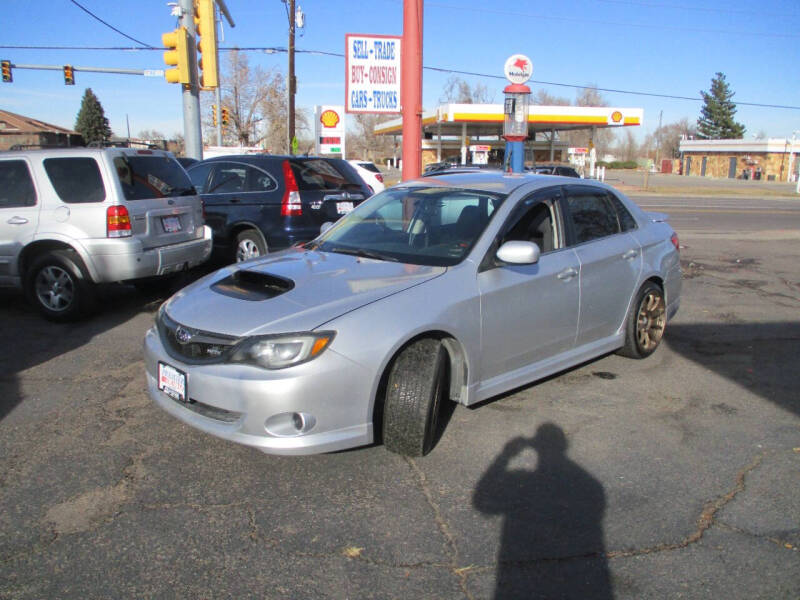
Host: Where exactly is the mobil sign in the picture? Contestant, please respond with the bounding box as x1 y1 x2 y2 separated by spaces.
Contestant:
315 105 346 156
345 33 401 114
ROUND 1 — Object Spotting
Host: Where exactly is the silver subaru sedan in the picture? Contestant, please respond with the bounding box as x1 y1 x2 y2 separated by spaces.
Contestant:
144 172 681 456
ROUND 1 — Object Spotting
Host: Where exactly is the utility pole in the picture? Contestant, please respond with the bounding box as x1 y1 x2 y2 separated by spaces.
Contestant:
287 0 296 154
176 0 202 159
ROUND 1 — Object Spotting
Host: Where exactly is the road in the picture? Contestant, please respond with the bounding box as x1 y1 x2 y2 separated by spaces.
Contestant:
0 193 798 599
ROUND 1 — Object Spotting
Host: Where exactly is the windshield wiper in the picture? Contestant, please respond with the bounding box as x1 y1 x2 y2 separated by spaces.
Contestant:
327 246 399 262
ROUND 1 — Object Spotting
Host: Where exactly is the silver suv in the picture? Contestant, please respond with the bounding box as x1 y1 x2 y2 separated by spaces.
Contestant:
0 147 213 320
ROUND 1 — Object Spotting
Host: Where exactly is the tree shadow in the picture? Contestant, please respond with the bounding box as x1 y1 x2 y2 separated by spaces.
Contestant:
473 423 612 600
665 321 800 417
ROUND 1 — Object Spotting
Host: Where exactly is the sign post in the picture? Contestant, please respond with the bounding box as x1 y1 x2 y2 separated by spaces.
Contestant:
315 105 346 157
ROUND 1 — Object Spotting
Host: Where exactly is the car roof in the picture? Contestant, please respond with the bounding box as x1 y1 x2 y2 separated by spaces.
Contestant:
401 170 593 195
0 147 174 158
194 154 343 165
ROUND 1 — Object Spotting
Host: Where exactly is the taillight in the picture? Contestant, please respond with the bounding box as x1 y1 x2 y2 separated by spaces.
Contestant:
670 232 679 252
375 173 384 183
107 205 131 238
281 160 302 216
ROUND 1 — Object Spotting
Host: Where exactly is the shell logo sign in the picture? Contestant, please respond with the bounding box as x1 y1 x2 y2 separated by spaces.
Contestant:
320 109 340 128
609 111 624 125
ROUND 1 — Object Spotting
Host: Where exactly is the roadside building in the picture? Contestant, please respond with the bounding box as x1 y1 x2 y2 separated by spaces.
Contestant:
375 103 643 170
0 109 82 150
679 138 800 182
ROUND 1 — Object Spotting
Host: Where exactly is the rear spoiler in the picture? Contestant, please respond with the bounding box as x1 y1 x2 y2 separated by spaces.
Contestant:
645 211 670 223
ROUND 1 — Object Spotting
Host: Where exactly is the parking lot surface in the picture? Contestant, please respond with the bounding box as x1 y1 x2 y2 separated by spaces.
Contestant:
1 193 798 599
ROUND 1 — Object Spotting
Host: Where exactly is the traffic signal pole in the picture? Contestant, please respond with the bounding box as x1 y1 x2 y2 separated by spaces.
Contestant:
179 0 203 160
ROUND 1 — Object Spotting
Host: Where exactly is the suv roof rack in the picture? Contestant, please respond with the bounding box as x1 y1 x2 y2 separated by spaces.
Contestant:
8 143 76 151
86 140 167 150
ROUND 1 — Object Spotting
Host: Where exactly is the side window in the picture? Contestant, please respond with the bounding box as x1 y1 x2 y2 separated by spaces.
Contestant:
43 157 106 204
246 167 278 192
187 163 213 193
565 189 620 244
607 192 638 232
207 163 246 194
0 160 37 208
503 199 556 253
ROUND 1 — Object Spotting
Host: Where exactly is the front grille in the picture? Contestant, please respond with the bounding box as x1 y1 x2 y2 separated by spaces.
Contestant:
158 309 239 364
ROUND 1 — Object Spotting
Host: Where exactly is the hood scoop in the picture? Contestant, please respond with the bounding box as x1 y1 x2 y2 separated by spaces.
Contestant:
210 270 295 301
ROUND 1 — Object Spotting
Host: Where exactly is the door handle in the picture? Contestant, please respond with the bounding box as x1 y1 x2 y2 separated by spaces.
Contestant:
622 249 638 260
7 216 29 225
557 267 578 281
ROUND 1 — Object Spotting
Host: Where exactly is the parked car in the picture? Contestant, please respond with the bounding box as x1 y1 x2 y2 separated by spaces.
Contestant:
347 159 385 193
144 172 681 456
532 164 582 178
0 147 212 320
186 155 372 263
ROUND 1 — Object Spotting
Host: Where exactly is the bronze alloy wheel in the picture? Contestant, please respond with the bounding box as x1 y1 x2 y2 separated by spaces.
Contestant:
636 290 666 352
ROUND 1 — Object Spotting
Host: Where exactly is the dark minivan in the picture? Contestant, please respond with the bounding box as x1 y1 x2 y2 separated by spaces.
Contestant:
187 155 372 263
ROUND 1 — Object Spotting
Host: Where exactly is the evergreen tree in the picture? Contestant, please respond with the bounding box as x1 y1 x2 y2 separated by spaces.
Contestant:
696 72 745 139
74 88 112 144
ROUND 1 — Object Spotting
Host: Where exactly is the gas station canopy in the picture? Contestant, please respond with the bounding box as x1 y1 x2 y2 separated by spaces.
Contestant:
375 103 643 138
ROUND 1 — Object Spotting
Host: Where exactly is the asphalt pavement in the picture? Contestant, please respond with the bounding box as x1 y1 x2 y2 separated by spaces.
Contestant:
0 191 798 599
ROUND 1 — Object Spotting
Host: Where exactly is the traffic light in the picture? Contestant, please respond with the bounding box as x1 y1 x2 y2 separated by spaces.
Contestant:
63 65 75 85
1 60 11 83
221 106 230 126
195 0 218 88
162 26 191 84
212 104 218 126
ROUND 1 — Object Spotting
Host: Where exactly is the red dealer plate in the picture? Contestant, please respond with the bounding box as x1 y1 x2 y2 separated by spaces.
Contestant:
337 202 354 215
162 216 182 233
158 362 187 403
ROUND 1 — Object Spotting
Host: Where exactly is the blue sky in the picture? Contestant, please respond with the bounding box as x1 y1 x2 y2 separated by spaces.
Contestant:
2 0 799 143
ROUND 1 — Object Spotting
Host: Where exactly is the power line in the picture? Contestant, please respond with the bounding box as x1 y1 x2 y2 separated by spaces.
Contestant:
68 0 155 48
3 44 799 110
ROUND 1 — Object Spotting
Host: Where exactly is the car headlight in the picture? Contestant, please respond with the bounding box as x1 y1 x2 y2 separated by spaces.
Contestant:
229 331 335 370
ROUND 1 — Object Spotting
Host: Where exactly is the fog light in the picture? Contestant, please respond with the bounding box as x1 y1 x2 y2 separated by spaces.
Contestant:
264 412 316 437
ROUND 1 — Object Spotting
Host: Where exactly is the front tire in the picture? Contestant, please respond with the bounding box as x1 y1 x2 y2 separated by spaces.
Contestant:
25 250 95 321
618 281 666 359
234 230 267 263
383 339 449 456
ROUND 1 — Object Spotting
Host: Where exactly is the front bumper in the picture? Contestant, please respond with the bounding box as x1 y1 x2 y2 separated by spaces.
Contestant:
84 225 213 283
143 326 374 455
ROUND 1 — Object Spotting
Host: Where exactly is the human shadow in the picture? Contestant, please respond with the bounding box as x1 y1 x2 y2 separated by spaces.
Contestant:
473 423 612 600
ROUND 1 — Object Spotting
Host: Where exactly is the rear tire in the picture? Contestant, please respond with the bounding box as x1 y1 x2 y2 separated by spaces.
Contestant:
25 250 95 321
234 230 267 263
618 281 666 359
383 339 448 456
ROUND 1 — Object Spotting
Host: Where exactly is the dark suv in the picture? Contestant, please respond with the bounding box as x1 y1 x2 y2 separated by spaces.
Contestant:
187 155 372 262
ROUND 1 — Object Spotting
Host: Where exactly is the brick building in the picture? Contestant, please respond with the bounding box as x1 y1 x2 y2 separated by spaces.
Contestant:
0 109 82 151
679 138 800 182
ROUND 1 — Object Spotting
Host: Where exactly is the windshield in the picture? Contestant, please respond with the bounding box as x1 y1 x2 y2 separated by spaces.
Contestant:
314 186 506 266
114 155 195 200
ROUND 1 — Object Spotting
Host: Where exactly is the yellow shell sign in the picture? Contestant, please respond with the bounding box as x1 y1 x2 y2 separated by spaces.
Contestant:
320 110 340 128
610 111 623 124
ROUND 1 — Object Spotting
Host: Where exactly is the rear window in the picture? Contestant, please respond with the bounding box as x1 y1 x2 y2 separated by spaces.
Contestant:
290 159 361 191
44 157 106 204
113 155 195 200
358 162 380 173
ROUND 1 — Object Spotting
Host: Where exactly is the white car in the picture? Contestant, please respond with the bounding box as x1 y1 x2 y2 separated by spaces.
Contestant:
347 160 385 193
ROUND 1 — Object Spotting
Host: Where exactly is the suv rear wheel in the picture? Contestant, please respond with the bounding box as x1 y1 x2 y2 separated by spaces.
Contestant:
25 250 95 321
235 230 267 262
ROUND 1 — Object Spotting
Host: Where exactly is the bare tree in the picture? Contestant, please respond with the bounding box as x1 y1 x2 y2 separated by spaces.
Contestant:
348 113 394 161
616 129 639 162
533 90 570 106
439 75 494 104
655 118 697 159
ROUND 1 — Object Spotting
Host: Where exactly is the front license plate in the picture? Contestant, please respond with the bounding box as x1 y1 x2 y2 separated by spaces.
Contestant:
158 362 187 402
337 201 354 215
162 216 182 233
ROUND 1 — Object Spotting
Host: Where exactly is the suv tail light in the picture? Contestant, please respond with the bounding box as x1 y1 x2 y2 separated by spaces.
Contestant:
107 205 132 238
670 232 679 252
281 160 303 216
375 173 384 183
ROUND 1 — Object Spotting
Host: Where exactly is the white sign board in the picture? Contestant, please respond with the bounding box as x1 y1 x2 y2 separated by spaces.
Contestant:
345 34 402 114
314 105 346 156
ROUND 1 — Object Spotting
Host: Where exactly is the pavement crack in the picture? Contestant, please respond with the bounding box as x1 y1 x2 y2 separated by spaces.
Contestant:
404 456 475 600
606 451 765 559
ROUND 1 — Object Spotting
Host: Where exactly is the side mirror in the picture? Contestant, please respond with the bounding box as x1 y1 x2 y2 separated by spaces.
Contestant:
496 240 541 265
320 221 335 235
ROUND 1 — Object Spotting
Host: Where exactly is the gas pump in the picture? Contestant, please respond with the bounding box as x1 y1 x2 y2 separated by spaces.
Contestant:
502 55 533 173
